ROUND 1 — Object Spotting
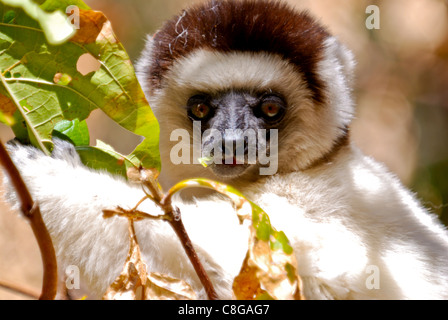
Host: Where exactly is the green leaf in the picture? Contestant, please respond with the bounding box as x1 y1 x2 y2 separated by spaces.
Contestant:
153 177 304 300
76 144 127 179
0 1 161 172
2 9 15 23
167 177 295 255
94 140 139 168
252 208 293 254
53 118 89 146
270 231 293 255
255 292 275 300
254 213 271 242
75 140 140 180
0 110 6 123
284 263 297 284
39 0 90 12
1 0 76 45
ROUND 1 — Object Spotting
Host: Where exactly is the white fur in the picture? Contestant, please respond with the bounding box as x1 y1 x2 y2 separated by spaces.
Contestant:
4 139 448 299
136 37 356 189
139 33 448 299
3 23 448 300
3 140 249 299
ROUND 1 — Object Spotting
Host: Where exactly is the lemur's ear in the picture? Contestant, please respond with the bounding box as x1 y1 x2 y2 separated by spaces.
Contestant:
316 36 356 127
324 36 356 87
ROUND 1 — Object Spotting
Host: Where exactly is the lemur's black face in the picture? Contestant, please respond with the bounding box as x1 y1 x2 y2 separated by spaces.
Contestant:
185 90 286 178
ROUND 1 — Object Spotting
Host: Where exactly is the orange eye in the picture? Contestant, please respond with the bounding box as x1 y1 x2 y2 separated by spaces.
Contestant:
191 103 210 119
261 102 280 118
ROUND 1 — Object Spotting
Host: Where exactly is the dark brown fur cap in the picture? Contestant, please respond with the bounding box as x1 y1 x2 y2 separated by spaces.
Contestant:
148 0 330 103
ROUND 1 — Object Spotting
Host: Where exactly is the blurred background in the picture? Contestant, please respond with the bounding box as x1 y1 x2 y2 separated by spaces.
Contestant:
1 0 447 299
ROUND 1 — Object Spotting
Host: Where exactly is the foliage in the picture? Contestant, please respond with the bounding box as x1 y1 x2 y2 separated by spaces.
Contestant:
0 0 160 175
0 0 304 300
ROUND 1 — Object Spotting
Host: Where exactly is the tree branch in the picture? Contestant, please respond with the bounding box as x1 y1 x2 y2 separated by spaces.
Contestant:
136 168 219 300
0 140 58 300
0 278 40 299
165 206 219 300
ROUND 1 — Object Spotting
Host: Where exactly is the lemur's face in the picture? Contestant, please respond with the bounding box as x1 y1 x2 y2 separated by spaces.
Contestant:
136 0 355 184
184 89 286 178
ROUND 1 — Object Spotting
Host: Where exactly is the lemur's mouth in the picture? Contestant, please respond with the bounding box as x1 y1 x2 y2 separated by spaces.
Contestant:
198 152 252 177
224 155 240 166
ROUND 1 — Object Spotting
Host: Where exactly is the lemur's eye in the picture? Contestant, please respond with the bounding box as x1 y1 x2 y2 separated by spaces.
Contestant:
187 94 213 121
256 94 286 122
261 102 281 118
191 103 211 119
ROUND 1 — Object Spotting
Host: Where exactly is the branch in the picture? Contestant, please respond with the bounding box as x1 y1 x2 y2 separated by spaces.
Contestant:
163 205 219 300
0 140 58 300
134 168 219 300
0 279 40 299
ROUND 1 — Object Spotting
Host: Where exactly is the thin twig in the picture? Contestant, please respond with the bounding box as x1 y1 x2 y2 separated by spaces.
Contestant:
0 140 58 300
166 206 219 300
102 206 170 221
132 168 218 300
104 172 219 299
0 279 40 299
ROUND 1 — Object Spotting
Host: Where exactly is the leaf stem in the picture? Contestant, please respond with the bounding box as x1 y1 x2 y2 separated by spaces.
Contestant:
0 140 57 300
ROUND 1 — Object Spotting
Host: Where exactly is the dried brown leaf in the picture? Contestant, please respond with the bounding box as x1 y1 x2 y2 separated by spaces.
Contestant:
233 224 305 300
102 220 147 300
70 9 108 44
0 93 16 117
145 272 196 300
102 219 196 300
127 167 159 183
233 253 268 300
